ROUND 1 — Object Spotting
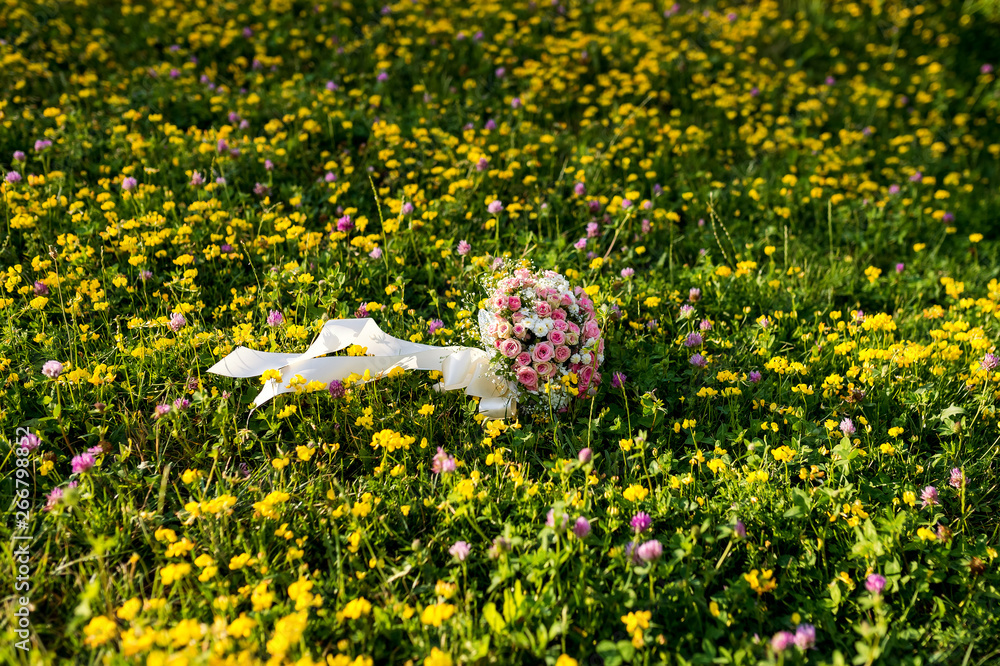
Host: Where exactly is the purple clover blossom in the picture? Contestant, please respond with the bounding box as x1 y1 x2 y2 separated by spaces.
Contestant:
588 200 601 214
153 404 172 420
771 631 795 653
190 171 205 186
983 64 995 74
377 70 389 82
44 484 73 512
578 448 592 463
980 353 999 372
866 573 886 595
34 139 52 151
794 624 816 650
734 520 747 539
679 305 695 319
121 177 138 191
699 319 713 331
71 452 95 474
336 215 354 232
484 118 497 131
921 485 939 508
637 539 663 562
748 370 762 383
690 353 707 368
42 360 63 379
168 312 186 332
476 157 489 172
950 468 965 489
511 97 521 109
839 418 856 436
942 211 955 223
449 541 471 561
369 247 383 260
574 182 586 196
630 511 652 534
684 332 703 347
888 184 900 195
19 433 41 452
173 398 190 411
574 238 587 251
689 287 701 302
5 171 22 184
909 171 923 183
572 517 591 538
401 201 414 215
428 319 444 335
621 198 632 209
896 263 905 274
328 380 345 399
457 240 471 256
13 151 25 162
825 76 836 86
264 159 274 171
620 267 634 278
487 200 504 215
267 310 284 326
432 447 456 474
611 372 627 389
546 509 569 532
586 222 599 238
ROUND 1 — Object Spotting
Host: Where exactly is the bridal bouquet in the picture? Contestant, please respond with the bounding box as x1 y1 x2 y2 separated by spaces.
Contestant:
208 266 603 419
477 265 604 414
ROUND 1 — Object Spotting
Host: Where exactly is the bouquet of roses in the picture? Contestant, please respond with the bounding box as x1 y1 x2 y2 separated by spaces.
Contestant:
477 264 604 414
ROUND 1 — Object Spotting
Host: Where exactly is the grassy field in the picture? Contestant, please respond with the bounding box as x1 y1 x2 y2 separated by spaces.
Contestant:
3 0 1000 664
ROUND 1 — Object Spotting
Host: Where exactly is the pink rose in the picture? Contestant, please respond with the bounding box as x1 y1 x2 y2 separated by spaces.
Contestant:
551 308 567 321
494 295 507 309
560 292 574 306
496 318 512 339
516 352 532 367
512 312 525 322
508 296 522 311
500 339 522 358
535 361 557 378
535 302 552 317
591 372 602 386
566 332 580 345
494 339 502 349
487 323 497 337
554 345 572 363
532 342 554 363
513 323 528 339
579 365 595 385
567 322 581 335
517 367 538 389
548 330 566 345
597 338 605 353
552 319 568 331
583 319 600 340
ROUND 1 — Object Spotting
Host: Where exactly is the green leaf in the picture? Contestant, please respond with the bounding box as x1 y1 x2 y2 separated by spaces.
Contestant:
617 639 636 662
596 641 622 666
783 488 812 519
483 602 506 633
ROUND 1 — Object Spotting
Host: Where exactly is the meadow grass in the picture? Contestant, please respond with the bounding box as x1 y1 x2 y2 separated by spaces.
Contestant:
2 0 1000 664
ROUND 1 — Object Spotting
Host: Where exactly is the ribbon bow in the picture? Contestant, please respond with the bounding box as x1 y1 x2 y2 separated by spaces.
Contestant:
207 317 515 419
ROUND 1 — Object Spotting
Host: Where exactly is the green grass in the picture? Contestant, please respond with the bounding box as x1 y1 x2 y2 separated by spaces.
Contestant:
2 0 1000 664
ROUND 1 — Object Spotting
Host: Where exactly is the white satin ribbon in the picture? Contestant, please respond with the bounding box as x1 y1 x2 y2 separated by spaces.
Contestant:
206 317 516 418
